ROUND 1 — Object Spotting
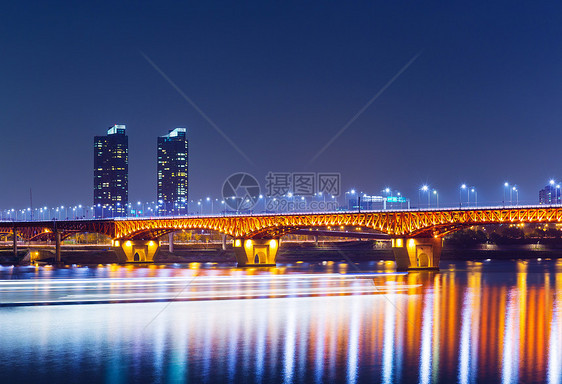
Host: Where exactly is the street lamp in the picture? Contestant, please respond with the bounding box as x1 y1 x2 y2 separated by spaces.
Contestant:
504 182 509 206
432 189 439 208
344 190 357 211
470 187 477 208
460 184 467 207
258 195 264 213
513 186 519 205
549 180 556 205
206 197 213 215
420 185 429 208
548 180 560 204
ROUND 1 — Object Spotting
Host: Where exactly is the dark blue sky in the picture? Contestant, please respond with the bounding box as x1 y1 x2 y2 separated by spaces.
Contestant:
1 1 562 208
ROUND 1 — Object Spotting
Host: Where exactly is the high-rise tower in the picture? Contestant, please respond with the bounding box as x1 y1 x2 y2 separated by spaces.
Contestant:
157 128 189 215
94 124 128 217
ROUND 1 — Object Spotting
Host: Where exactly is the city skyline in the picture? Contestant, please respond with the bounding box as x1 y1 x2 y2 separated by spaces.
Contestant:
1 116 561 214
2 2 562 207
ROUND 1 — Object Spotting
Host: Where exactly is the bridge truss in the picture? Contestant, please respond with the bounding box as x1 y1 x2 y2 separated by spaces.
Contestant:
1 206 562 241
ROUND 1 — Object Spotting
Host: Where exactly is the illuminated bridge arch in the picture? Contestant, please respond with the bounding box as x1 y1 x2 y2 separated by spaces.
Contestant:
235 207 562 239
113 217 240 240
3 206 562 241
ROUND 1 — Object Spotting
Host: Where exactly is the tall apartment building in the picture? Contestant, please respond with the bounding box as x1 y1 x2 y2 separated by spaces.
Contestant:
94 124 128 217
539 184 561 205
157 128 188 215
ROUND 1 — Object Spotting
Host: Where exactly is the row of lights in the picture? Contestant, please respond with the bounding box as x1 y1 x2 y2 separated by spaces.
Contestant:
347 182 524 209
3 179 561 220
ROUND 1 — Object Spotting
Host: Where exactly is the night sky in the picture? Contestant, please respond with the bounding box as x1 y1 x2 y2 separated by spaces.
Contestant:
2 1 562 208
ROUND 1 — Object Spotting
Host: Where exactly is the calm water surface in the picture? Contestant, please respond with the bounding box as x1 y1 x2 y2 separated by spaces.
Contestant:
0 259 560 383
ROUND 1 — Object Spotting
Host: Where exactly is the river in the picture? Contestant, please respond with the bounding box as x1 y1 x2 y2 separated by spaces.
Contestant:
0 259 559 383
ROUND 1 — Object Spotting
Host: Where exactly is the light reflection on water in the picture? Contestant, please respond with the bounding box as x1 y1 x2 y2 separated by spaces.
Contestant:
0 259 561 383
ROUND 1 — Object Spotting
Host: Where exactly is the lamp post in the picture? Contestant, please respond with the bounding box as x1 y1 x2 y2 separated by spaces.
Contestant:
460 184 467 207
383 188 392 210
550 180 559 204
206 197 213 215
504 182 509 206
420 185 429 208
433 189 439 208
513 186 519 205
471 187 477 208
345 190 356 211
287 192 294 212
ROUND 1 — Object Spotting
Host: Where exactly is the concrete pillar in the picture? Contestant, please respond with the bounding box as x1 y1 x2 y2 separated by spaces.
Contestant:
114 239 160 263
392 237 442 271
55 231 61 263
168 232 174 253
222 234 227 250
12 227 17 257
314 235 319 246
233 238 279 267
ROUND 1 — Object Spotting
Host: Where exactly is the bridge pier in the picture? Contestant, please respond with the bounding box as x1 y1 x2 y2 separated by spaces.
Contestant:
55 231 61 263
233 238 279 267
168 232 174 253
392 237 441 271
114 240 160 263
12 227 17 257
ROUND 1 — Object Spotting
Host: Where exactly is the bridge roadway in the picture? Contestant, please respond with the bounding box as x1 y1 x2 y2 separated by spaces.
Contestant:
2 205 562 270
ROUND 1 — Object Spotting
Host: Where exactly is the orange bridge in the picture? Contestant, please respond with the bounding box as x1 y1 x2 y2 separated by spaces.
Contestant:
2 206 561 269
